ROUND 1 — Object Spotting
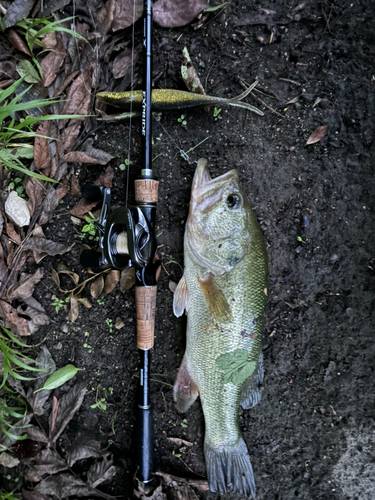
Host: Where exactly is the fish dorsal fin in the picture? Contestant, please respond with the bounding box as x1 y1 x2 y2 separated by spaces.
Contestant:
198 274 232 322
173 274 189 317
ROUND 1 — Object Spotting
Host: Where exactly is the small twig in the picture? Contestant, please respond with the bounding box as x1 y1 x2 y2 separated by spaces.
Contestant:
239 80 284 119
279 77 303 86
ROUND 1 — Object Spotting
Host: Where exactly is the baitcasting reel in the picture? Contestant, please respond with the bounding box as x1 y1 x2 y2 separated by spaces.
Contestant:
80 170 160 287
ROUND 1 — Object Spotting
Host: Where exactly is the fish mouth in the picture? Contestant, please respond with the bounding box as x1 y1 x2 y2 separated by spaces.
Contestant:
192 158 239 196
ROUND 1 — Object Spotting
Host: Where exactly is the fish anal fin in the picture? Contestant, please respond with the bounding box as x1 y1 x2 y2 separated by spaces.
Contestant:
173 356 199 413
198 274 231 322
241 353 264 409
173 275 189 317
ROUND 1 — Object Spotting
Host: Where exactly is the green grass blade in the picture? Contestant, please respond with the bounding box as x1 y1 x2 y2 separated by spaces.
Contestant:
0 77 25 105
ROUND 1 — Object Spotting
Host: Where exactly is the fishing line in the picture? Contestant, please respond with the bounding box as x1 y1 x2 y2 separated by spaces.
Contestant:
153 116 197 165
126 0 137 207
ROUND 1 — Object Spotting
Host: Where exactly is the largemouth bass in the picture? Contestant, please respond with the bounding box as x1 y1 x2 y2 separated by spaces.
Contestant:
96 84 263 116
173 159 268 498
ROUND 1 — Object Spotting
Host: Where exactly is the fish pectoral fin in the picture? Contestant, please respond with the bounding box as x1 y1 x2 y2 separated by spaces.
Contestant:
173 355 199 413
198 274 232 322
173 274 189 317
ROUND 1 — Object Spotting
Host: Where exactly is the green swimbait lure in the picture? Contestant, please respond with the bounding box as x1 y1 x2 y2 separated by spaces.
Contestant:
96 83 263 116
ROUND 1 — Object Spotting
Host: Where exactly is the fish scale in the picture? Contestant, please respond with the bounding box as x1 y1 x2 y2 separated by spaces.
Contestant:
173 159 268 498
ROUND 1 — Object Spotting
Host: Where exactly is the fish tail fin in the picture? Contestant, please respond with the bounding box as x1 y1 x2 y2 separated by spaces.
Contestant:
227 80 264 116
204 438 256 499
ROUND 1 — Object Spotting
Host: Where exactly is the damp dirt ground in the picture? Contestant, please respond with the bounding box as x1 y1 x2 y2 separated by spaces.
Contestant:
3 1 375 499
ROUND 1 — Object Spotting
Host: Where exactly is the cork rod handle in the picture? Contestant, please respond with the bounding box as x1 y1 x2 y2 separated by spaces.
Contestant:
135 286 157 350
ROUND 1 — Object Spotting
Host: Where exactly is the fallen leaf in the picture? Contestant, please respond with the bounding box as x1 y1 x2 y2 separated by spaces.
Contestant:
181 46 205 96
155 471 209 492
77 297 92 309
5 220 21 245
49 381 87 444
53 70 80 98
0 451 20 468
66 435 103 467
120 267 135 292
104 270 120 295
23 237 74 264
7 28 31 56
25 426 49 444
3 0 35 28
71 175 81 196
98 0 116 35
70 198 100 219
39 186 60 225
33 472 91 497
167 437 193 446
56 264 80 286
82 139 115 167
27 448 68 477
90 275 104 298
62 151 101 164
93 165 114 188
153 0 209 28
87 455 116 488
21 490 52 500
40 30 57 50
306 125 327 145
0 300 31 336
36 365 81 394
112 0 143 32
112 47 139 79
115 317 124 330
26 178 46 217
69 297 80 323
41 34 66 87
26 346 56 416
34 121 51 170
285 96 299 104
17 59 41 83
61 120 82 154
3 268 44 302
61 67 92 118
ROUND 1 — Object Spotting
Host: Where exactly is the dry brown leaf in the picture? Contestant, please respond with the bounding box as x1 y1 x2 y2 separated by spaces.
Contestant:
23 237 74 265
55 178 69 200
112 47 137 79
34 121 51 170
306 125 327 145
115 317 124 329
77 297 92 309
120 267 135 292
61 67 92 118
181 47 205 96
53 70 80 98
5 220 21 245
82 139 115 167
0 300 30 336
286 96 299 104
7 28 31 56
0 79 14 90
69 297 79 323
93 165 114 188
167 437 193 446
3 0 34 28
70 198 99 219
41 34 66 87
61 120 82 154
26 177 45 217
90 275 104 298
4 268 44 302
40 30 57 50
98 0 116 35
62 151 101 164
104 270 120 295
39 185 61 225
70 175 81 197
112 0 143 32
153 0 209 28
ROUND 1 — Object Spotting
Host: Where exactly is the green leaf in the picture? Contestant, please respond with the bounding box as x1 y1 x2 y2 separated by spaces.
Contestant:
216 349 256 385
34 364 81 393
16 60 41 84
204 2 229 13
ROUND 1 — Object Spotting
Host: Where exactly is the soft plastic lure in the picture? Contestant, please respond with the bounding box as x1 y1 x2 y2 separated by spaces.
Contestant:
96 83 263 116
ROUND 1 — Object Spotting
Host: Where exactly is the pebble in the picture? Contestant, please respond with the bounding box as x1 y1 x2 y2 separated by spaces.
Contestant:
5 191 30 227
61 323 69 333
345 308 354 317
55 342 63 350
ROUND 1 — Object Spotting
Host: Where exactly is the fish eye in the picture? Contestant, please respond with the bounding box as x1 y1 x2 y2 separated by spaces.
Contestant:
226 194 241 209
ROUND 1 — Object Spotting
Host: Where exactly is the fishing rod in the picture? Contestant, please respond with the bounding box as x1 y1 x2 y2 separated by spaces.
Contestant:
80 0 158 484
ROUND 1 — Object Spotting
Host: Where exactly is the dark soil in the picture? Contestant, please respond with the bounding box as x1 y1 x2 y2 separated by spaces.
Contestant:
3 0 375 499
